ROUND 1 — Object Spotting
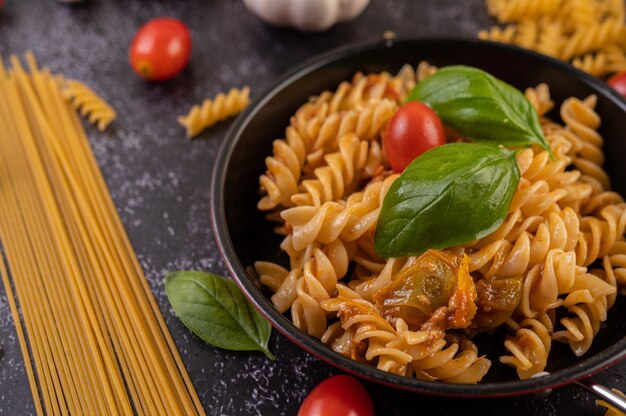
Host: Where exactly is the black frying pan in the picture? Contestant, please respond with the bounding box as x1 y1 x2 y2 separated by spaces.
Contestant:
210 38 626 409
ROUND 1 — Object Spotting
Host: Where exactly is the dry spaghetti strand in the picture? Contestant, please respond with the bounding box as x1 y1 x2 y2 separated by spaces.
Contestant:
0 52 205 416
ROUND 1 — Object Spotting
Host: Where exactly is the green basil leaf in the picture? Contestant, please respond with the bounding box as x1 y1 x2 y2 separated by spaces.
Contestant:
374 143 520 257
407 65 552 157
165 270 275 360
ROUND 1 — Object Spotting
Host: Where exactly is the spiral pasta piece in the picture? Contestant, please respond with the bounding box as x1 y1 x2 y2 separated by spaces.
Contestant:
487 0 562 23
307 98 396 156
577 204 626 266
605 45 626 74
291 133 384 207
560 18 626 60
598 0 625 21
570 40 625 77
394 61 439 95
608 241 626 293
416 61 439 82
410 334 491 384
525 84 554 117
349 256 414 301
572 51 612 77
336 72 406 110
566 0 597 29
178 86 250 138
535 20 564 58
321 287 416 374
561 95 609 192
267 268 302 314
582 190 624 216
281 174 398 250
478 25 517 43
292 71 405 129
500 313 554 379
258 127 309 210
553 274 615 356
291 273 331 338
64 79 117 131
515 19 539 49
254 261 289 292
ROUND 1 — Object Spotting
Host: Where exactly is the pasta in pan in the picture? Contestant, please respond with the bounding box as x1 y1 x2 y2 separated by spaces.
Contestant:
254 63 626 383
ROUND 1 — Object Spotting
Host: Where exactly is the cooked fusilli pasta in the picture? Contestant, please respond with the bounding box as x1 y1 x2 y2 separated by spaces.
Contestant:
64 79 117 132
254 67 626 385
178 86 250 138
525 83 554 116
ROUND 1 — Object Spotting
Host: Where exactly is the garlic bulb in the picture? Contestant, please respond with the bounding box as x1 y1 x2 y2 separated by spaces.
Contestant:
243 0 370 32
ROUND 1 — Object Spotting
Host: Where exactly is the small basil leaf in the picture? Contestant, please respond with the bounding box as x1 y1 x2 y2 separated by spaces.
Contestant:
407 65 552 157
374 143 520 257
165 270 275 360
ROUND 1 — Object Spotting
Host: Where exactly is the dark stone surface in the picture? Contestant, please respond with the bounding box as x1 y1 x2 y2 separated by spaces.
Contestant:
0 1 623 415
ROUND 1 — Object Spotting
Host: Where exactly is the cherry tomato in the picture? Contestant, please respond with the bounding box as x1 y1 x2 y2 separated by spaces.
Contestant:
129 18 192 81
297 375 374 416
608 72 626 97
383 101 445 172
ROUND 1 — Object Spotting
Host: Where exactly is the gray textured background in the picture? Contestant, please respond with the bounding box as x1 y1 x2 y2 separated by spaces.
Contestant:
0 1 624 415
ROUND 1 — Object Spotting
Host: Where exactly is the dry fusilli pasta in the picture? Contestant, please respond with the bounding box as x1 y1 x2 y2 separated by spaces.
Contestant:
478 25 517 43
64 79 117 132
480 0 626 79
178 86 250 138
487 0 562 23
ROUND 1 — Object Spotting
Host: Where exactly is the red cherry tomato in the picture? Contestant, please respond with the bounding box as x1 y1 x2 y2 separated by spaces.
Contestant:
608 72 626 97
383 101 446 172
297 375 374 416
129 18 192 81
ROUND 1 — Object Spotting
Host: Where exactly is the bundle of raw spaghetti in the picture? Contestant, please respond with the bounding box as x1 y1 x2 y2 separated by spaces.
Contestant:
0 52 205 416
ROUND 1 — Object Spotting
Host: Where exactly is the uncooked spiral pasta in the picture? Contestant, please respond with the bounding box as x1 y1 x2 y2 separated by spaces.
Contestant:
487 0 561 23
178 86 250 138
535 20 564 58
560 18 626 60
253 65 626 384
478 25 517 44
64 79 117 131
479 0 626 80
572 51 612 77
514 19 540 49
